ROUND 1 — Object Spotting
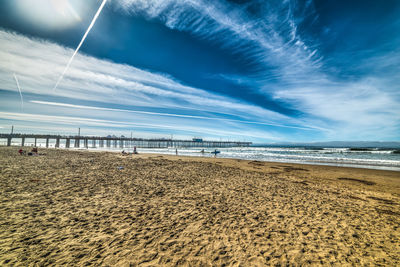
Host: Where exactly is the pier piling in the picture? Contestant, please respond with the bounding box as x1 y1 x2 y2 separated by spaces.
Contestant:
74 139 80 148
84 139 88 149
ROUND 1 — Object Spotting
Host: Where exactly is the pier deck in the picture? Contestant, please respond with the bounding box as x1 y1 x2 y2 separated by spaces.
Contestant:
0 134 251 148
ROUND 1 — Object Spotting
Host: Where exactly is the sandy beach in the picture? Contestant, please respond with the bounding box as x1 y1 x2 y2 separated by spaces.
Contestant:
0 147 399 266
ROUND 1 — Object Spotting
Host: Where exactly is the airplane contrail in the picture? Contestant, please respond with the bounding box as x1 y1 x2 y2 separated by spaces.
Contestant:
53 0 108 91
13 73 24 110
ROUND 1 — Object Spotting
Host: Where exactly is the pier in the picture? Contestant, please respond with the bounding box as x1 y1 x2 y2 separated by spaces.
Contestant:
0 133 251 148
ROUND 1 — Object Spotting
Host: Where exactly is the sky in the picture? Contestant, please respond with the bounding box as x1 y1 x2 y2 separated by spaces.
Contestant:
0 0 399 143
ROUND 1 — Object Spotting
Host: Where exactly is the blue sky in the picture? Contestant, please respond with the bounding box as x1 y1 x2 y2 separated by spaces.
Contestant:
0 0 399 142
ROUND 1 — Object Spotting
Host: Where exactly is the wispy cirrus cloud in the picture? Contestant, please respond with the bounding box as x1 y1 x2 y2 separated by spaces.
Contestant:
0 111 284 140
30 100 316 130
114 0 320 76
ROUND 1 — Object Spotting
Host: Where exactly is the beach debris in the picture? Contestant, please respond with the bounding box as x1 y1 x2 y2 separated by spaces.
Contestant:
117 166 124 170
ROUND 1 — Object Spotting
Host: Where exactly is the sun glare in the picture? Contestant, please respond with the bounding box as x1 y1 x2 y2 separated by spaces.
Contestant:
15 0 83 30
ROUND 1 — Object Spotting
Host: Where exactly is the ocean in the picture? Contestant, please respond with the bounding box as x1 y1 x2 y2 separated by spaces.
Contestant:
133 146 400 171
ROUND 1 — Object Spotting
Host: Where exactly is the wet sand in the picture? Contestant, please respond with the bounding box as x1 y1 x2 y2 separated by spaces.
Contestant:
0 147 399 265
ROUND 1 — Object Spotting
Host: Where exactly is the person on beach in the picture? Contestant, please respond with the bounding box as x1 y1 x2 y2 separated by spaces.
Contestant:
134 146 138 154
18 148 25 155
176 148 178 155
212 149 220 158
31 147 38 154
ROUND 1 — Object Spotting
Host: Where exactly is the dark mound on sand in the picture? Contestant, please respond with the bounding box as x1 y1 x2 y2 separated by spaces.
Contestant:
338 177 376 186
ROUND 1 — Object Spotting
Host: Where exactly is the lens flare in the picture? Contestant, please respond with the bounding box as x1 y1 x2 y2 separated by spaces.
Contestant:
15 0 83 30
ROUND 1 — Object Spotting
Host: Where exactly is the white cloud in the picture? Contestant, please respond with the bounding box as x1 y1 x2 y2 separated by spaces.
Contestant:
0 29 319 140
0 111 284 140
0 30 278 116
273 78 400 139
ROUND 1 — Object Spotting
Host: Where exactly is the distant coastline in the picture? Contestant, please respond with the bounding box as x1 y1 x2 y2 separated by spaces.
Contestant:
253 141 400 149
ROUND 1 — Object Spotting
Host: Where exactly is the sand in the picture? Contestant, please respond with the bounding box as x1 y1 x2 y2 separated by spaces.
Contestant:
0 147 399 266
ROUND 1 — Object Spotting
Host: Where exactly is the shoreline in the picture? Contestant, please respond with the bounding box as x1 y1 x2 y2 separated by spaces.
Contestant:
1 147 399 265
17 144 400 172
86 147 400 172
142 152 400 172
3 144 400 171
